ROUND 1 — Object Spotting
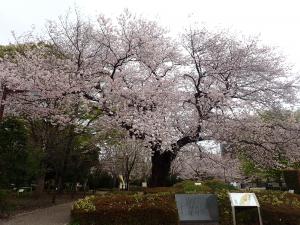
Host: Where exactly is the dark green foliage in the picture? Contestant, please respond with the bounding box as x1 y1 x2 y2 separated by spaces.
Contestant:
240 155 262 177
0 43 65 60
240 154 287 184
0 190 14 218
165 174 183 187
259 108 292 123
283 169 300 193
203 180 236 191
88 171 115 189
0 44 25 58
0 116 101 194
0 118 33 187
0 190 8 211
173 180 235 193
27 120 100 193
62 132 100 187
174 180 212 193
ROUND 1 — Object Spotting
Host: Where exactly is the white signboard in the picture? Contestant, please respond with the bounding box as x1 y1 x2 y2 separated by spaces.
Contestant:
229 193 263 225
229 193 259 207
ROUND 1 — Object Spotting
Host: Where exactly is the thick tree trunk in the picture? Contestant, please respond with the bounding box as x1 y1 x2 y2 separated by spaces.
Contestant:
121 121 201 187
149 136 198 187
125 173 130 191
34 175 45 196
52 182 58 204
0 86 8 121
149 149 176 187
58 127 75 192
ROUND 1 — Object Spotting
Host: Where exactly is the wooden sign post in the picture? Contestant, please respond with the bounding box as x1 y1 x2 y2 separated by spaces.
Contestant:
229 193 263 225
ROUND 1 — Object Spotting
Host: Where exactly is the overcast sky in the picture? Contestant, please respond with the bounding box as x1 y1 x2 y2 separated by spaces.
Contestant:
1 0 299 71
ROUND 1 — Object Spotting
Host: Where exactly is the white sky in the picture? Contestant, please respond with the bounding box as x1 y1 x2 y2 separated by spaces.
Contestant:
0 0 300 72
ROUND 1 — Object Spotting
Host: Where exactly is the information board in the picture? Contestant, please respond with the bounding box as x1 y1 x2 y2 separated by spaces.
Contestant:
229 193 259 207
175 194 219 224
228 193 263 225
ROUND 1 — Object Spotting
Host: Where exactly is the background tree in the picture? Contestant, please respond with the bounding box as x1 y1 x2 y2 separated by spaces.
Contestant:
0 117 40 190
98 130 151 190
172 143 242 182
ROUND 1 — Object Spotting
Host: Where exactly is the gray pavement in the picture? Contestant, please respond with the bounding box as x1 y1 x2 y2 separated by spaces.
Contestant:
0 202 73 225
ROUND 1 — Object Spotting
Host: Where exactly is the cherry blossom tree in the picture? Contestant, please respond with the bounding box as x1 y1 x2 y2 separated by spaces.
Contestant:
145 28 297 186
1 11 298 187
0 40 104 193
212 109 300 169
0 43 90 123
42 11 181 186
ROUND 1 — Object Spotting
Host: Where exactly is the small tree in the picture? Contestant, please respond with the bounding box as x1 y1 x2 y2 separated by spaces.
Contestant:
99 133 151 190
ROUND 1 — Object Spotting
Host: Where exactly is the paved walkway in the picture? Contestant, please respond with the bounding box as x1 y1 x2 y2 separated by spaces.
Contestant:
0 202 73 225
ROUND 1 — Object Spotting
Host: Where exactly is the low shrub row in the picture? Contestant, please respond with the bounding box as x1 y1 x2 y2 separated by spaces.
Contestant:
71 193 178 225
173 179 236 193
71 180 300 225
0 190 14 218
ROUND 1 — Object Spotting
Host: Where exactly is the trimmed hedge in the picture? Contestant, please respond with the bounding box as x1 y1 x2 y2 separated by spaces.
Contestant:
142 186 179 194
71 193 178 225
204 180 235 191
71 180 300 225
173 179 236 194
0 190 14 218
283 169 300 194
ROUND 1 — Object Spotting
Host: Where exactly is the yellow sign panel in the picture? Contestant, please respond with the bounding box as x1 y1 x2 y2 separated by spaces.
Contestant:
229 193 259 207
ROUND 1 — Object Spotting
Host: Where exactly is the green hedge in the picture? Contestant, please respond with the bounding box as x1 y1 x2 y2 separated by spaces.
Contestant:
173 179 236 193
71 194 178 225
283 169 300 194
71 180 300 225
0 190 14 218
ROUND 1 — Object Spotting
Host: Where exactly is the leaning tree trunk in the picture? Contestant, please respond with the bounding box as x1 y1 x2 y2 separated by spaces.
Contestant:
149 149 176 187
148 135 196 187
